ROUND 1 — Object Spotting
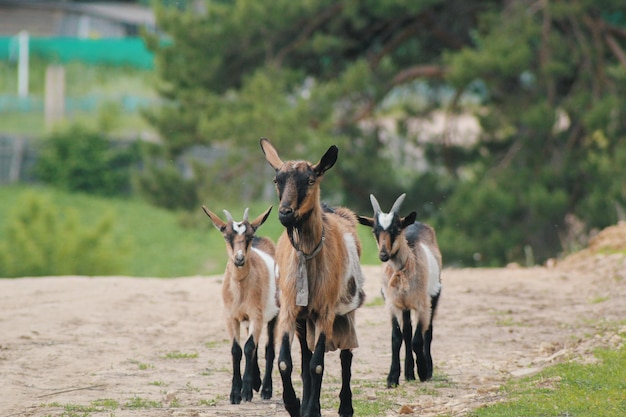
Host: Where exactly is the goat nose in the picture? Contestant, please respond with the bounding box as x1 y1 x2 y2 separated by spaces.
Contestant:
278 205 296 226
234 251 245 267
379 251 390 262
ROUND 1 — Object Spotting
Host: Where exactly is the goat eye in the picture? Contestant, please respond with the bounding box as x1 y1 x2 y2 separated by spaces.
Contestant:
308 177 315 185
273 177 278 184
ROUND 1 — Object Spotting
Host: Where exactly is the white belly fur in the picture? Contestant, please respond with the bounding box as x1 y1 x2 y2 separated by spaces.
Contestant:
420 243 441 297
252 247 279 322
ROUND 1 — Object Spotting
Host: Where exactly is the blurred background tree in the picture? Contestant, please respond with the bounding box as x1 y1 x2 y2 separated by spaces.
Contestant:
139 0 626 266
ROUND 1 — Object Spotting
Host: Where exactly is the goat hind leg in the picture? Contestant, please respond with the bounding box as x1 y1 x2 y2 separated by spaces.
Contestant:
261 317 277 400
424 324 434 379
338 349 354 417
402 309 415 381
412 322 432 381
303 333 326 417
422 291 440 380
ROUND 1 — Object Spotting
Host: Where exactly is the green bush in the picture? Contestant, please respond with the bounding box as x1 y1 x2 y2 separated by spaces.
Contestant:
132 158 200 211
35 124 141 196
0 191 131 277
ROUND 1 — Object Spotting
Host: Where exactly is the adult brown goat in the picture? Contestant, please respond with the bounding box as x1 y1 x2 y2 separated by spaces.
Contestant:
358 193 442 387
202 205 278 404
260 138 366 417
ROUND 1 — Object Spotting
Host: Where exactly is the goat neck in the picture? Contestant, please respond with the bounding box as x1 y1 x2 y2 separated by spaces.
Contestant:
286 206 325 257
387 240 411 271
228 257 252 283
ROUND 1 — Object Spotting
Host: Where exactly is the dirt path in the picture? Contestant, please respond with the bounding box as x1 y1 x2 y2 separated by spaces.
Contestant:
1 260 624 417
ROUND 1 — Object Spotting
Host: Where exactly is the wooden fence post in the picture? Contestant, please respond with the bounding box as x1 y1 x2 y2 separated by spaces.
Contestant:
45 65 65 129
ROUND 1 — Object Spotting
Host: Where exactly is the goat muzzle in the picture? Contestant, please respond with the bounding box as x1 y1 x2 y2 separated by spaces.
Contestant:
278 205 296 227
379 251 390 262
234 253 245 268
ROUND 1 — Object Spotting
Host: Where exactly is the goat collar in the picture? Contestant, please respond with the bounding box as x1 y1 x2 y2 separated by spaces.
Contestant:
287 226 326 260
288 227 326 307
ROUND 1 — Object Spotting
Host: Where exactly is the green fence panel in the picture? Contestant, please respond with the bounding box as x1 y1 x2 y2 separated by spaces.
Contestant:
0 37 154 69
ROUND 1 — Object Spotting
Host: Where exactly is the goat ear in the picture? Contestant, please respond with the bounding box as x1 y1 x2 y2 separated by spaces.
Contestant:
401 211 417 229
251 206 273 230
313 145 338 176
357 215 375 228
202 206 227 231
260 138 283 170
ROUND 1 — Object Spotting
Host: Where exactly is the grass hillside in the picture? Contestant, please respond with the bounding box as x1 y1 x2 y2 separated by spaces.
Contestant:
0 185 379 277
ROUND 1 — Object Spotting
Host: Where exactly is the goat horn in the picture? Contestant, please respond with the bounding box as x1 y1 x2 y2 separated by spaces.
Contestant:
223 209 234 223
242 208 250 222
369 194 382 214
390 193 406 215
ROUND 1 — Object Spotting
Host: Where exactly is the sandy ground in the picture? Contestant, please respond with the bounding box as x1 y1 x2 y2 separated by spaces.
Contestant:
1 254 625 416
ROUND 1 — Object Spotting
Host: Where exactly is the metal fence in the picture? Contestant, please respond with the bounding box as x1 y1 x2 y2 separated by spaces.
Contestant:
0 135 38 184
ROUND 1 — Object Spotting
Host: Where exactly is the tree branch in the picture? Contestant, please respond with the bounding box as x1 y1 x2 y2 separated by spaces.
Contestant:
368 19 422 68
336 64 446 128
390 64 446 86
273 3 344 66
605 32 626 69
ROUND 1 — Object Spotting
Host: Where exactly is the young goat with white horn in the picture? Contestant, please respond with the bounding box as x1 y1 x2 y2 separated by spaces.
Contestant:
358 193 442 387
202 205 279 404
260 138 366 417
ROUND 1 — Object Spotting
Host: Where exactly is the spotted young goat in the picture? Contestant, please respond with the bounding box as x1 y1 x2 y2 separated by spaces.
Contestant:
202 205 279 404
358 193 442 387
260 138 366 417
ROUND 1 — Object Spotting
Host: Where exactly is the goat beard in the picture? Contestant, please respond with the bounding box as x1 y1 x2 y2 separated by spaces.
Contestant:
389 271 410 291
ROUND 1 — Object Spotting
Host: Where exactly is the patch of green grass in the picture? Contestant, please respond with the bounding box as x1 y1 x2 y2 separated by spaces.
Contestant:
123 397 162 409
149 380 166 386
185 381 200 392
597 247 626 256
353 396 396 416
129 359 153 370
42 398 119 416
0 185 220 276
490 309 528 327
0 60 158 137
471 338 626 417
365 296 385 307
163 350 199 359
205 339 229 349
198 398 218 406
590 295 610 304
0 185 382 278
91 398 119 409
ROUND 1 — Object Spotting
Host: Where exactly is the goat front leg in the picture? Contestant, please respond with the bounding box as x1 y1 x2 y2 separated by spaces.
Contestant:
303 332 326 417
229 339 243 404
338 349 354 417
387 315 402 388
297 319 312 415
261 317 277 399
278 332 301 417
241 335 259 401
402 309 415 381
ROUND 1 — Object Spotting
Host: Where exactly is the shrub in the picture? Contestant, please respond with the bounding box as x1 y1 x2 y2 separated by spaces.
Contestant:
0 191 131 277
132 158 199 211
35 124 141 196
